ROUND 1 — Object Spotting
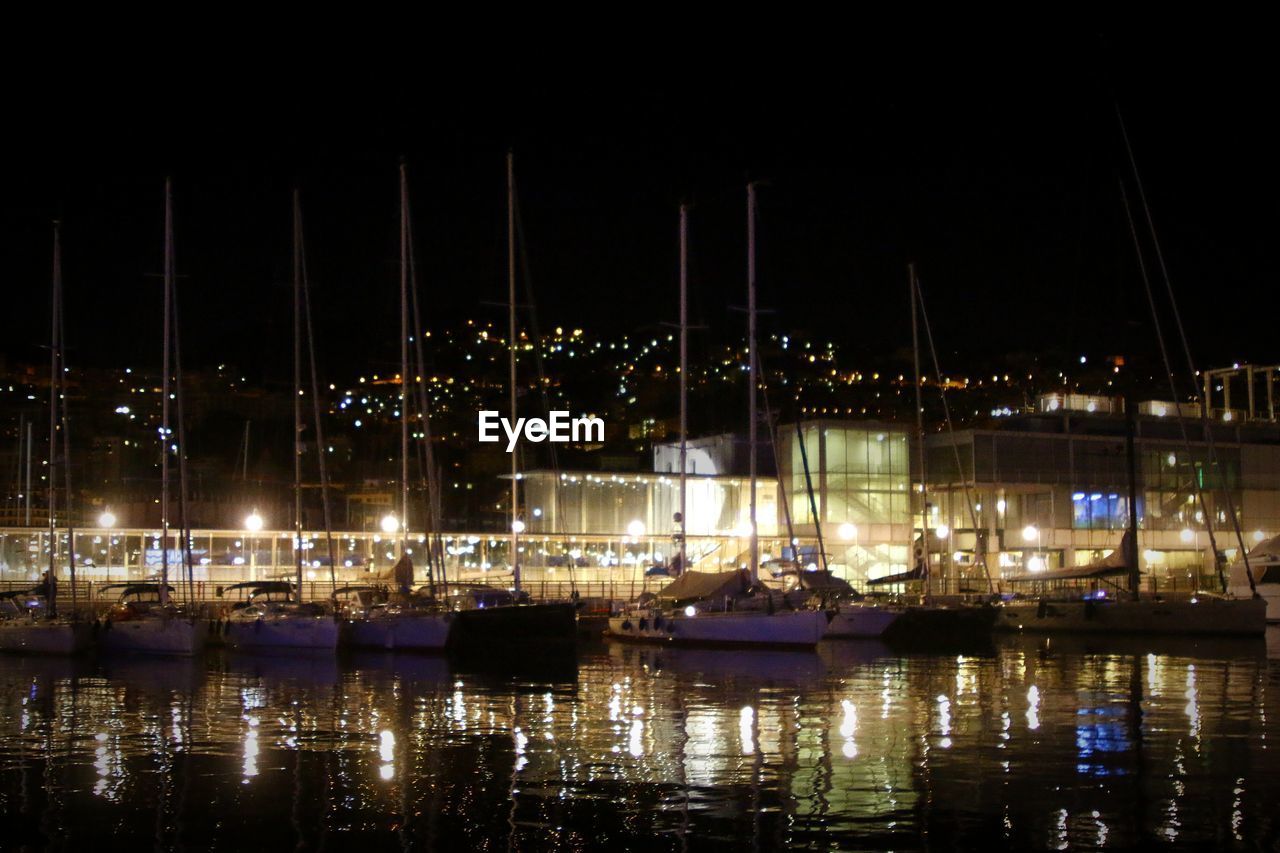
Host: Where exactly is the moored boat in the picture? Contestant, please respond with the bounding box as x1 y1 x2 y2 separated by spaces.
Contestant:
0 592 92 654
98 583 208 657
221 581 339 651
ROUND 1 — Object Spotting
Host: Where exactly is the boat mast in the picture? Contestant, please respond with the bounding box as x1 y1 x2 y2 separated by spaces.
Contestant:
678 203 689 575
47 221 61 615
909 263 930 601
55 224 78 618
293 187 306 601
159 179 173 607
746 183 759 584
507 151 521 592
1123 390 1141 601
297 191 337 593
398 163 411 567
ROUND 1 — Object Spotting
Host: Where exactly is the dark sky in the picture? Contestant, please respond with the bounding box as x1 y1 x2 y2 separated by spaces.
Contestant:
1 31 1271 383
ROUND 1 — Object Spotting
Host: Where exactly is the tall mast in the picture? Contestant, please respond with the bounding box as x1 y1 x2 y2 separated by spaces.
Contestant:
293 188 305 600
298 191 338 593
909 263 930 600
507 151 521 592
398 163 411 559
746 183 759 584
159 179 173 607
24 419 32 526
678 203 689 575
56 225 77 618
47 222 61 614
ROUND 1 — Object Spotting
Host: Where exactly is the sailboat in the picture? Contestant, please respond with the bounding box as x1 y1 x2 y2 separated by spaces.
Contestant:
446 153 579 653
225 190 338 652
0 222 91 655
1229 535 1280 622
338 163 455 651
991 133 1268 638
608 190 827 648
100 179 207 656
997 530 1265 635
874 265 999 645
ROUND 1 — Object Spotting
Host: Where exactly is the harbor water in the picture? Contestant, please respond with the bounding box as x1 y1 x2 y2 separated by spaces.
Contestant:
3 631 1280 849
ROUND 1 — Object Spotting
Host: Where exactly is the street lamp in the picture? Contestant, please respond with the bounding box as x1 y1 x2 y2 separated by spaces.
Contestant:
381 514 400 535
245 510 264 581
626 519 645 539
99 510 116 581
838 522 857 542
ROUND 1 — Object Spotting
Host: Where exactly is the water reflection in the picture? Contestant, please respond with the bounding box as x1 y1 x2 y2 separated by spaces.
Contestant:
0 632 1277 849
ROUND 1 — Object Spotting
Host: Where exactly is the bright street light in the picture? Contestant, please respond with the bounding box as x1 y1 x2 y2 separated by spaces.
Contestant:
98 510 116 529
626 519 646 538
511 519 526 534
935 524 950 540
838 522 857 542
245 510 264 532
1022 524 1039 543
381 514 400 534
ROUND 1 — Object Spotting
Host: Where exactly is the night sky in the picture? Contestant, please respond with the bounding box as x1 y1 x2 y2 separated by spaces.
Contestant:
1 31 1271 383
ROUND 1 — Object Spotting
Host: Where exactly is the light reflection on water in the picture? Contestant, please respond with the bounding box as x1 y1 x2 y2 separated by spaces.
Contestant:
1 632 1278 850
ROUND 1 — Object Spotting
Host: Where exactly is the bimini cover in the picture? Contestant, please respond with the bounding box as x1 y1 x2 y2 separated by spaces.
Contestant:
657 569 750 605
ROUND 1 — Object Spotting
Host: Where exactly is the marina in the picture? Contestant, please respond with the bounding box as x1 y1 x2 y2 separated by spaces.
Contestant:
1 29 1275 850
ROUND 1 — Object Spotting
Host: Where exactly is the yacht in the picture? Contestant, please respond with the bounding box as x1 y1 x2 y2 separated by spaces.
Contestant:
221 581 339 651
98 583 209 656
0 590 91 655
1228 535 1280 622
607 569 830 648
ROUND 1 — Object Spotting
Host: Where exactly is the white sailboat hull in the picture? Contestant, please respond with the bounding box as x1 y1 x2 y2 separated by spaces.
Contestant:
226 614 339 651
824 605 901 638
1228 583 1280 622
101 615 209 656
0 621 91 655
996 596 1267 636
348 613 452 650
608 609 828 647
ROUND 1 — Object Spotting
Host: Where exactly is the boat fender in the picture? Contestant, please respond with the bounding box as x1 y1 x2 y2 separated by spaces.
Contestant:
824 611 835 624
639 618 648 631
254 619 263 633
654 616 663 630
621 620 632 631
1036 599 1048 619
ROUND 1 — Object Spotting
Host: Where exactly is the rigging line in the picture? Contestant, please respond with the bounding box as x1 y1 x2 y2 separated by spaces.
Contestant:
512 169 576 594
405 183 443 593
159 179 173 608
1119 179 1237 594
913 272 992 594
1116 104 1256 590
297 191 338 596
909 263 931 599
753 348 799 569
